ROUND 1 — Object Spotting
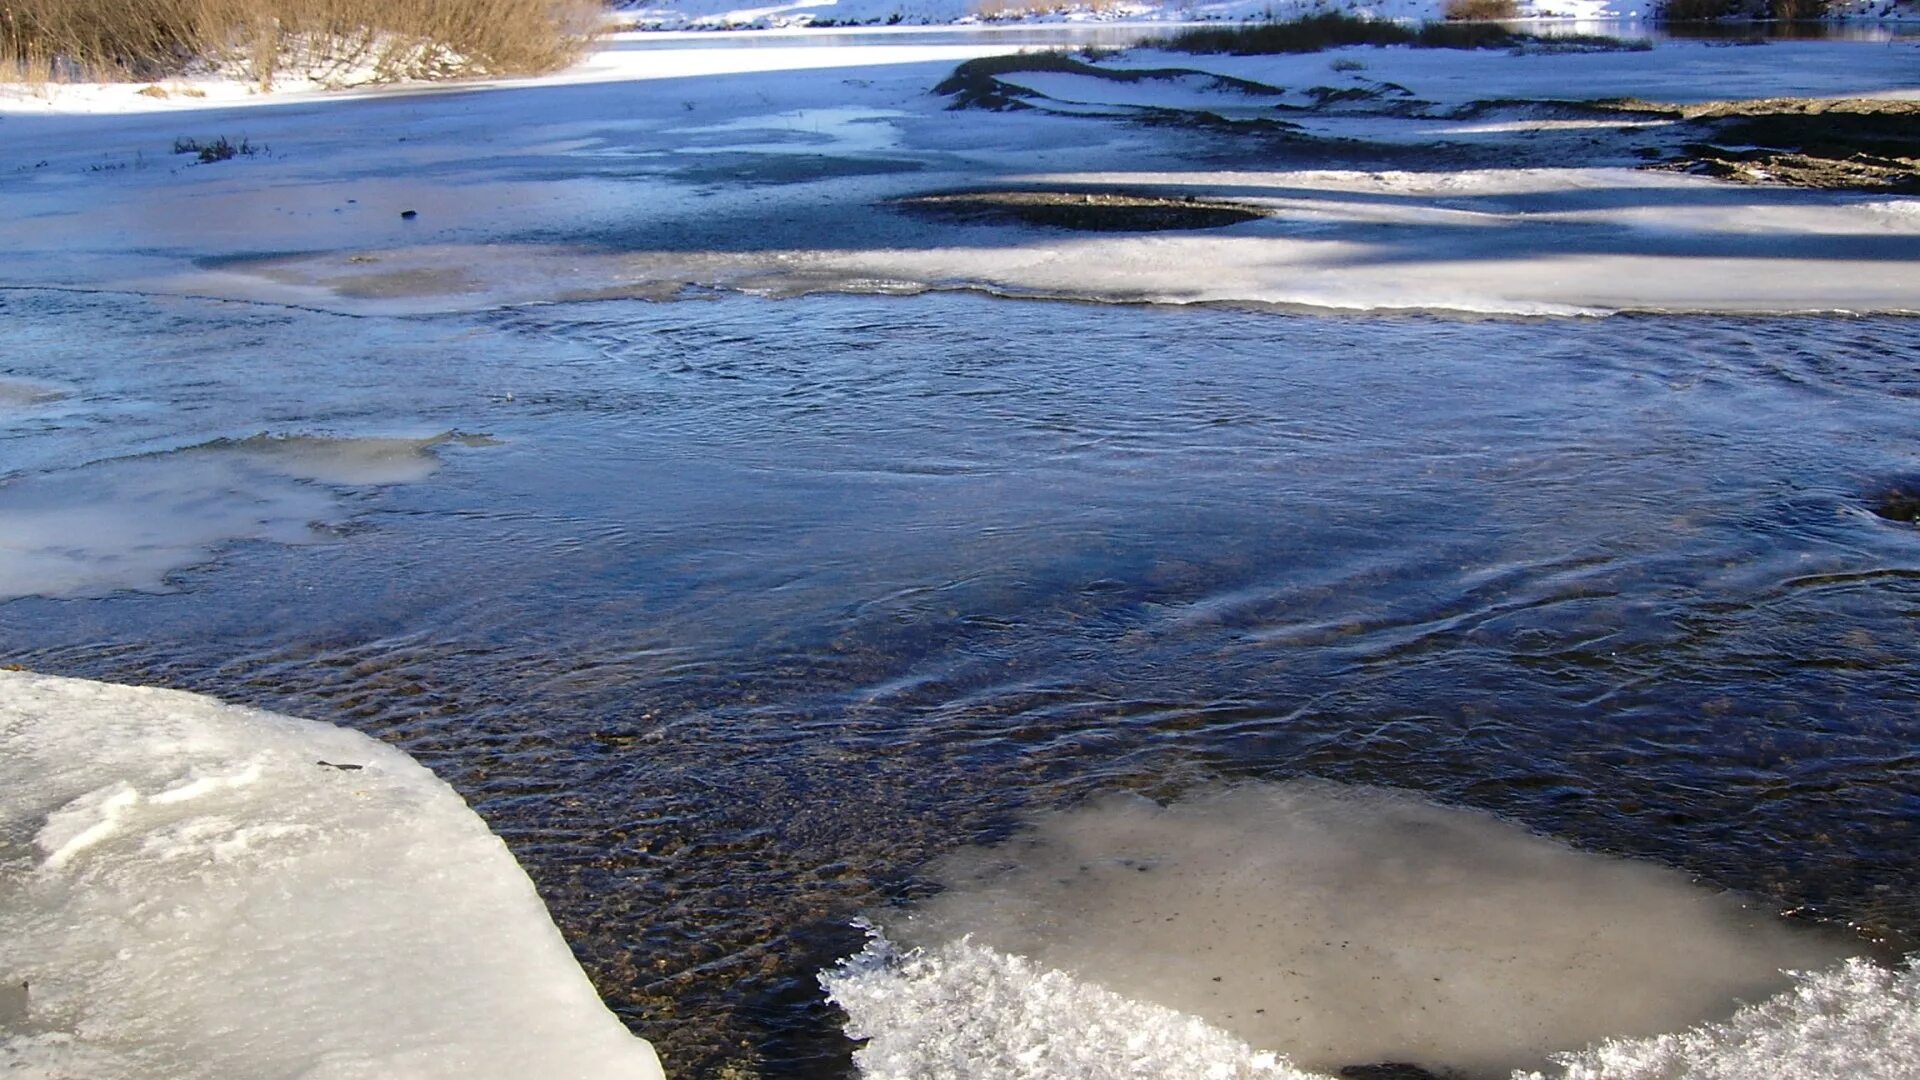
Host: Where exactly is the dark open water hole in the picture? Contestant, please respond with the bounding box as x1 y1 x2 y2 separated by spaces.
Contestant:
2 288 1918 1076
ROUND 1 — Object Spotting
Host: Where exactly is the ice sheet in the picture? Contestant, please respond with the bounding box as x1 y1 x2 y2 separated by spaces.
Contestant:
854 782 1862 1077
0 669 664 1080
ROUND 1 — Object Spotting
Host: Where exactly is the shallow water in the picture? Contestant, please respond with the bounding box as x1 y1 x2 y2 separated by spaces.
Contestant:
3 287 1920 1075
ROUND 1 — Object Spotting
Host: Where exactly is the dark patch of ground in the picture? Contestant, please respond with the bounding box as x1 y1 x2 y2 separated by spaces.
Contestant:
1608 97 1920 192
1682 100 1920 191
892 190 1269 231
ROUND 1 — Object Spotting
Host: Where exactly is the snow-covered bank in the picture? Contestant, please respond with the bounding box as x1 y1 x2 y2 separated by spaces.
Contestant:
2 29 1915 316
0 670 664 1080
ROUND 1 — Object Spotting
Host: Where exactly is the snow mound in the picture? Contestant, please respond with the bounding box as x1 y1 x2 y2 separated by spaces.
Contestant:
0 669 663 1080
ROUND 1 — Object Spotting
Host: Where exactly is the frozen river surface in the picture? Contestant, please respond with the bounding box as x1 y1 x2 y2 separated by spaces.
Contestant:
3 287 1920 1074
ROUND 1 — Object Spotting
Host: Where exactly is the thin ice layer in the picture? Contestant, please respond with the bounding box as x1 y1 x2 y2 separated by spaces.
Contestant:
0 433 480 601
884 782 1858 1076
0 669 664 1080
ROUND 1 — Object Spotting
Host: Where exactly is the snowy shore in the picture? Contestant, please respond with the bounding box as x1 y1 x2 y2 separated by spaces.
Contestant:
2 19 1916 316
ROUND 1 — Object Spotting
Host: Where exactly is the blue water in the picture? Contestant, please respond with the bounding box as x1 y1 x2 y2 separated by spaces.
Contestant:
3 286 1919 1074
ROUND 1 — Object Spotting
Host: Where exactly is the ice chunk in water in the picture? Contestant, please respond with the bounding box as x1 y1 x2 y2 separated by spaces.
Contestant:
862 782 1860 1078
0 669 664 1080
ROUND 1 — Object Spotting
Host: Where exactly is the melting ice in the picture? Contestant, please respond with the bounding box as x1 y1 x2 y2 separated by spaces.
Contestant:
0 432 489 601
827 782 1885 1079
0 669 663 1079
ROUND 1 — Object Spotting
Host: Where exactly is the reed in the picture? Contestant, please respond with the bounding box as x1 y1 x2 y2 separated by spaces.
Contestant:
2 0 601 84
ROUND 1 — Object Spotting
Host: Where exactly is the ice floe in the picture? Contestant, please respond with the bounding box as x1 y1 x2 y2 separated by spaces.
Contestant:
0 668 664 1080
828 782 1880 1079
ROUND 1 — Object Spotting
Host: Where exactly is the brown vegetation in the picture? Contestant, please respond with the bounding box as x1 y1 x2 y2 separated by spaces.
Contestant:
1443 0 1520 19
1615 97 1920 192
2 0 600 84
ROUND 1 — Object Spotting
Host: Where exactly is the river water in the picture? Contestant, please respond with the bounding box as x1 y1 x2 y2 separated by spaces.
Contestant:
3 286 1919 1074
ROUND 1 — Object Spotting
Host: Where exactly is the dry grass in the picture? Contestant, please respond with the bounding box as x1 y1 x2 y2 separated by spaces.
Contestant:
1443 0 1520 18
2 0 602 84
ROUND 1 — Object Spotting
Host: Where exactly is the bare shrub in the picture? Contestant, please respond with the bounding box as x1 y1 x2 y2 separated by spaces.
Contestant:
1443 0 1520 19
970 0 1123 17
1660 0 1737 18
2 0 601 84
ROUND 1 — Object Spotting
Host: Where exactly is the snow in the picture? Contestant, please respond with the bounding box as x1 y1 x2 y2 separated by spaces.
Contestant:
0 669 665 1080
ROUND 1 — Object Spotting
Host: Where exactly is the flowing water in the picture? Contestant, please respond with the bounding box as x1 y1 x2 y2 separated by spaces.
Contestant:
3 286 1919 1075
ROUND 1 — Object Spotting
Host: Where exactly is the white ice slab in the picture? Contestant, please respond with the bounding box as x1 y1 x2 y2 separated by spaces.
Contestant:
0 669 665 1080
